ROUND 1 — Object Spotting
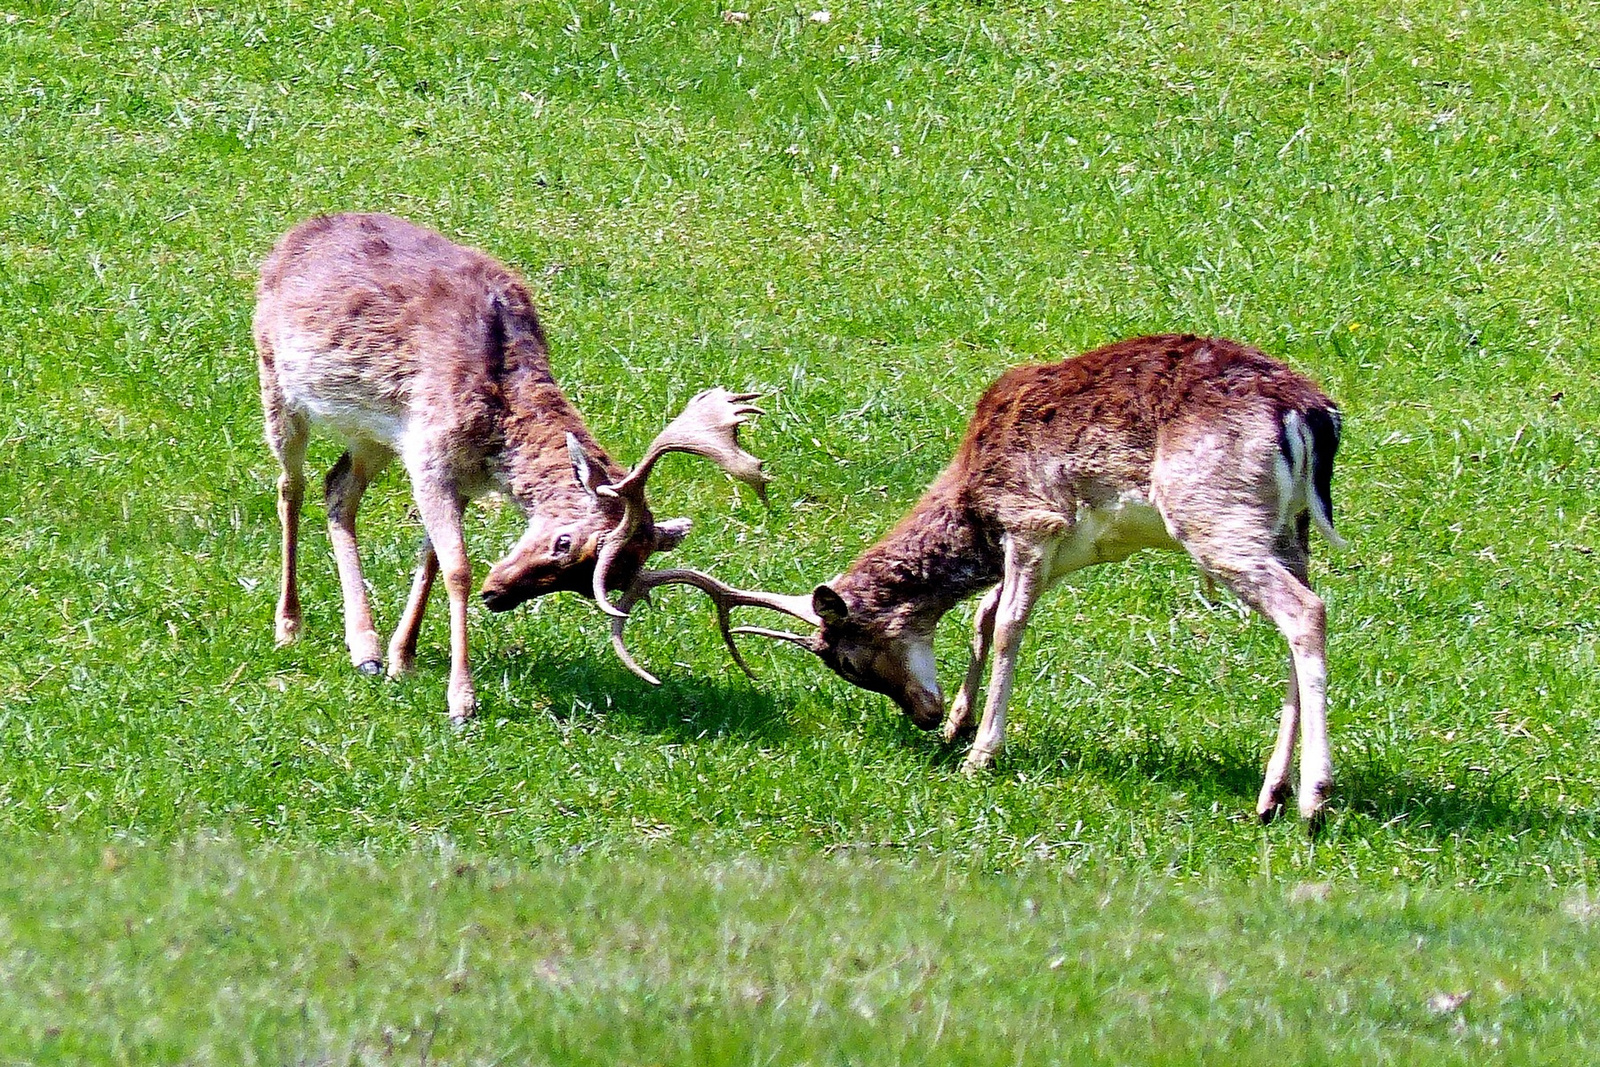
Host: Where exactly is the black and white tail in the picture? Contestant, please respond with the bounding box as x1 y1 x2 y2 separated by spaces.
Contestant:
1279 405 1346 549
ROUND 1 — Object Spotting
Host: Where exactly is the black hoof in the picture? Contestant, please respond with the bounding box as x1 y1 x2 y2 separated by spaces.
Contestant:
357 659 383 676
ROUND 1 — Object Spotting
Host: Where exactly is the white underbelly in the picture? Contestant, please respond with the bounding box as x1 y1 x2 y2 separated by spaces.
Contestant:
275 332 407 449
1042 493 1180 583
292 392 406 448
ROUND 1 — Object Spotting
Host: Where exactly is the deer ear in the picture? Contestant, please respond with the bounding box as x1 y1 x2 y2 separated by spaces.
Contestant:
653 517 692 553
812 584 850 627
567 432 607 501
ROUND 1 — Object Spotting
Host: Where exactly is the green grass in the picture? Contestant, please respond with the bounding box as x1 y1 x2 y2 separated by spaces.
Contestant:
3 0 1600 1059
6 838 1600 1065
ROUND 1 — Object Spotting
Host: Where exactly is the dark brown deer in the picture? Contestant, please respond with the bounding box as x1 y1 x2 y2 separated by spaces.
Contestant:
669 335 1346 822
254 212 767 721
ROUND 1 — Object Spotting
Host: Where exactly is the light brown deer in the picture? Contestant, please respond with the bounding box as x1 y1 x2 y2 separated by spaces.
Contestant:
662 335 1347 822
254 212 767 721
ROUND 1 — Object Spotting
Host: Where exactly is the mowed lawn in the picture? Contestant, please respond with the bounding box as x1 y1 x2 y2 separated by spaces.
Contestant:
2 0 1599 1061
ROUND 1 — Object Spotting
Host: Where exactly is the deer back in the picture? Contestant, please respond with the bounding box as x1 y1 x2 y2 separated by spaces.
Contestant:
950 336 1335 544
255 213 615 494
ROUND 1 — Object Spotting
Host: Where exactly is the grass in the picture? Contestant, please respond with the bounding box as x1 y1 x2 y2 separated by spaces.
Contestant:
6 838 1600 1065
2 0 1599 1059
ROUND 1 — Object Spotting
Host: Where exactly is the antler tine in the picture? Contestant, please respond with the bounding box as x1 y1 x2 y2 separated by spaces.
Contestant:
607 566 821 685
730 625 824 651
591 511 640 619
606 579 668 686
608 388 771 504
592 388 772 614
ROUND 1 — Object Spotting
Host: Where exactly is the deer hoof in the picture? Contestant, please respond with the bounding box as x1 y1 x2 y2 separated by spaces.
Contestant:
357 659 383 676
448 688 478 725
1256 782 1291 824
940 717 975 745
959 749 997 777
1298 780 1331 822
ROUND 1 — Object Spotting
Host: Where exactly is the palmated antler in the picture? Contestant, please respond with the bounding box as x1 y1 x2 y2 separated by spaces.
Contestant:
592 389 771 616
608 567 822 686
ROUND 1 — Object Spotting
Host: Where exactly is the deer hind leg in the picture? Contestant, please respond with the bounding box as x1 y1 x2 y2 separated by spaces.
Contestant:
324 443 393 674
408 476 476 722
1196 540 1330 822
944 583 1001 744
1254 521 1314 822
386 535 438 678
962 539 1048 775
1257 655 1300 822
1156 419 1330 821
259 354 309 646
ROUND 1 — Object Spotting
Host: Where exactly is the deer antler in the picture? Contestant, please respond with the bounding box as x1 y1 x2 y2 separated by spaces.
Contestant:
608 567 822 686
592 389 771 616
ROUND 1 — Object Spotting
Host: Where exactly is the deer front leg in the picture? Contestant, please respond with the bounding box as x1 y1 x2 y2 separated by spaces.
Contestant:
386 536 438 678
410 481 476 722
962 541 1046 775
944 583 1001 744
325 447 391 674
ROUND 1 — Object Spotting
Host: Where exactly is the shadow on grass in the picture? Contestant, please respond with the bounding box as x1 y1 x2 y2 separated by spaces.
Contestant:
486 643 793 745
835 698 1277 795
1335 762 1600 841
897 720 1600 841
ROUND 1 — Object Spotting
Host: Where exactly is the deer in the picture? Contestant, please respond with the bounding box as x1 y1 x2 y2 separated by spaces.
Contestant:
636 335 1347 822
254 212 769 722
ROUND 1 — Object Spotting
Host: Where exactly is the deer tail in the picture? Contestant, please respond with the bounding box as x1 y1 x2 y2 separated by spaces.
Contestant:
1279 405 1346 550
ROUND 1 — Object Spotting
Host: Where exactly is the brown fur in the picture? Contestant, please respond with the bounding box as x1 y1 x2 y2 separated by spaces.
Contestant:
255 213 715 720
758 335 1344 822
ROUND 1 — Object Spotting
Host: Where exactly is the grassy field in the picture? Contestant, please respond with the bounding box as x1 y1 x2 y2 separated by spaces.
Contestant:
2 0 1599 1060
6 838 1600 1065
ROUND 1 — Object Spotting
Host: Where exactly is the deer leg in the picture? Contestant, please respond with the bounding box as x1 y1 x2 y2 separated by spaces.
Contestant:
268 420 309 647
1255 527 1314 822
1256 656 1300 822
962 541 1046 775
1220 559 1331 821
409 480 476 722
944 583 1001 744
324 445 392 674
386 536 437 678
259 349 309 647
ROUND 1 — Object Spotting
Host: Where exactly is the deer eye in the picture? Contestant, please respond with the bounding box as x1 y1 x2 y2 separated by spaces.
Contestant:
553 534 572 554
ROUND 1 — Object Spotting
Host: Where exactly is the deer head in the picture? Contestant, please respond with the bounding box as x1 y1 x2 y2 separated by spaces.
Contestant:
477 435 690 611
726 584 946 729
478 389 776 681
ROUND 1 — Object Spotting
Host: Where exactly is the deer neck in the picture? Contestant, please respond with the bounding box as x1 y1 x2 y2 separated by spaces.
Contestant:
834 473 1002 638
497 369 626 514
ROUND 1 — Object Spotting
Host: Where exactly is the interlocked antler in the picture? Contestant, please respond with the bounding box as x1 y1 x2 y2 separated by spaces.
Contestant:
592 389 771 616
608 567 822 686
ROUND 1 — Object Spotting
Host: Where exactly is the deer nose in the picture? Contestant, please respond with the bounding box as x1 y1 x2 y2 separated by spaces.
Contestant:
898 682 946 730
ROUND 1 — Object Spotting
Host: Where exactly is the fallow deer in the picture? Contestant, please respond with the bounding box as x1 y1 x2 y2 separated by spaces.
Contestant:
661 335 1347 822
254 212 767 721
